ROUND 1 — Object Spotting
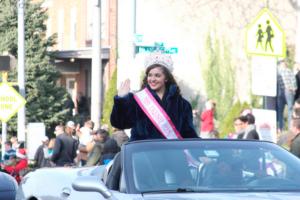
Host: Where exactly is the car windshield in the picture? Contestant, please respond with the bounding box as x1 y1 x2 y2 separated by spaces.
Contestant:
125 140 300 193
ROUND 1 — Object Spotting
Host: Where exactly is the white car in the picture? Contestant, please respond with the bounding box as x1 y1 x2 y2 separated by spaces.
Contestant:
18 139 300 200
16 164 106 200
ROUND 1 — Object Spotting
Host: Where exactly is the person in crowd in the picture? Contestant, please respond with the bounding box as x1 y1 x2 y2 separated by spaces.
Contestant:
77 92 89 116
48 138 55 157
209 130 219 139
65 120 77 138
51 122 78 166
101 124 110 132
294 62 300 101
290 118 300 158
237 113 259 140
110 52 198 141
235 116 247 139
277 69 285 132
85 129 109 167
18 141 25 149
2 148 28 184
77 120 94 166
200 100 215 138
192 109 200 136
54 125 64 136
3 141 16 162
99 138 120 165
293 107 300 119
65 93 75 119
229 117 246 139
33 136 51 168
277 60 297 131
111 128 129 147
10 136 19 150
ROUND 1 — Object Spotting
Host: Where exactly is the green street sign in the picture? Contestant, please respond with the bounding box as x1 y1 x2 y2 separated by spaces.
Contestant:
135 42 178 54
0 83 26 122
135 34 143 43
246 8 286 57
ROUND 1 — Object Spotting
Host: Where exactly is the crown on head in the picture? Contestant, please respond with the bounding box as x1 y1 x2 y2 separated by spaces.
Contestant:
144 52 174 72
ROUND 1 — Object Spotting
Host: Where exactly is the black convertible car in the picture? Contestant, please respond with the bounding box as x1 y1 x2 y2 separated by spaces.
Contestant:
18 139 300 200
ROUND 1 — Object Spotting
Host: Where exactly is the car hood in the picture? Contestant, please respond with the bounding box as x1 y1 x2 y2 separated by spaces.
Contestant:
22 165 100 179
141 192 300 200
17 166 104 200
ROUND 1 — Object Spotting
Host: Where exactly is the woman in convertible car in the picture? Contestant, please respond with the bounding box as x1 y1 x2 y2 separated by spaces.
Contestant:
110 52 198 141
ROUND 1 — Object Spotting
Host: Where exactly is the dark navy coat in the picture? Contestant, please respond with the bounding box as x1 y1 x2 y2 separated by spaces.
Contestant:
110 85 198 141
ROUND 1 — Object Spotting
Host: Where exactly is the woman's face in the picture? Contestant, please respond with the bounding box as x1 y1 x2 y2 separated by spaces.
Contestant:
234 119 245 132
147 66 167 92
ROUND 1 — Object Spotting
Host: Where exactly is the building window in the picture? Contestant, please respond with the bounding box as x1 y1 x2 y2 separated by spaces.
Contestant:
86 0 107 46
66 78 76 97
70 7 77 49
86 0 93 44
57 9 64 50
101 0 108 40
66 77 77 116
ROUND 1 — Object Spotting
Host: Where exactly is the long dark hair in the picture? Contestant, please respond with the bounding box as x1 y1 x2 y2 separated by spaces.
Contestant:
140 64 181 95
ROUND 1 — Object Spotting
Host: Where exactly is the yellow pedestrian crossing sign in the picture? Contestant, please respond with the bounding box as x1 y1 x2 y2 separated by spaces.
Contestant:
0 83 26 122
246 8 286 57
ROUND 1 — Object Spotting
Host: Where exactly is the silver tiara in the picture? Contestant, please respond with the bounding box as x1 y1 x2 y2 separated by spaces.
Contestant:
144 52 174 72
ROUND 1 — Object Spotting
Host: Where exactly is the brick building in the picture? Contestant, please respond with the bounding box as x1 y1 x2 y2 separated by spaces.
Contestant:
40 0 117 116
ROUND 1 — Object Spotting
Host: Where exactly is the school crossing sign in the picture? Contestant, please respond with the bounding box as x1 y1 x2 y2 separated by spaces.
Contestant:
246 8 286 57
0 83 26 122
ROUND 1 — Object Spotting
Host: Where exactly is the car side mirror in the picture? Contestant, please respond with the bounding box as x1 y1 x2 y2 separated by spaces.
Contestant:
72 176 112 199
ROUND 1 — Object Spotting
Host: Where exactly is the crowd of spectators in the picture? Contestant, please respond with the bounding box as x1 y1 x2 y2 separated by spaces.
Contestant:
0 119 129 183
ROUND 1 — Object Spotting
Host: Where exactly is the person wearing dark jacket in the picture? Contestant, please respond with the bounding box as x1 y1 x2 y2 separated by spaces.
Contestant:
294 63 300 101
290 118 300 158
111 128 129 147
110 52 198 141
51 124 78 166
99 138 120 165
237 113 259 140
85 129 107 167
34 136 50 168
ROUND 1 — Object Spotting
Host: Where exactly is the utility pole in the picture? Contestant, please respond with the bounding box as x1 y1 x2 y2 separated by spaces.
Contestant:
1 72 8 160
18 0 26 142
91 0 102 130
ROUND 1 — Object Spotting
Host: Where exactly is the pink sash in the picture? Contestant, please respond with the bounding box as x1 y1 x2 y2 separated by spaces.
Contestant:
134 88 182 139
134 88 200 167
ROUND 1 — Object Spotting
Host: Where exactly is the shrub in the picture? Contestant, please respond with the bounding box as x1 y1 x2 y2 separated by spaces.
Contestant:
101 69 117 132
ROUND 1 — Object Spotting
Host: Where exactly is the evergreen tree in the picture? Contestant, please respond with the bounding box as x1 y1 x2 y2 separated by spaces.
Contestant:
0 0 71 135
102 69 117 132
201 29 235 136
